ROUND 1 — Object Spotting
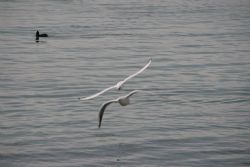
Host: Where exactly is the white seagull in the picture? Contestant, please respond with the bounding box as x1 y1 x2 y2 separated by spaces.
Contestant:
98 90 139 128
79 58 151 101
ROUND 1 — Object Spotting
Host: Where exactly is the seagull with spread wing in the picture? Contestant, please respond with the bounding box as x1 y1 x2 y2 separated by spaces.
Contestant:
98 90 139 128
79 58 151 100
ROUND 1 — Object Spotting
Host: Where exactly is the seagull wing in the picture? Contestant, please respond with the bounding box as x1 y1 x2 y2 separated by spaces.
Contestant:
98 100 117 128
119 58 152 86
79 85 116 100
125 90 139 98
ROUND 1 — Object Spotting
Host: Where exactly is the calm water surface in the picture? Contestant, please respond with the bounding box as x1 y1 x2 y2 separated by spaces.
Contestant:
0 0 250 166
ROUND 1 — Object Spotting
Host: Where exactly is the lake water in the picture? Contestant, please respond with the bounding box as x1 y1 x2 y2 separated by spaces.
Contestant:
0 0 250 166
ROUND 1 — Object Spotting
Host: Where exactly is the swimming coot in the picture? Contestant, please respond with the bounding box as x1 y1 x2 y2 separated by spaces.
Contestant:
36 30 48 41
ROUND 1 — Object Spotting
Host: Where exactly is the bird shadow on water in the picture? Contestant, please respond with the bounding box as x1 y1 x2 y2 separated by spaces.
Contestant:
93 131 126 166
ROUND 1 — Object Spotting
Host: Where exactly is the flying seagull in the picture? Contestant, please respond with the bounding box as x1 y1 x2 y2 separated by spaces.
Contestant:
98 90 139 128
79 58 151 100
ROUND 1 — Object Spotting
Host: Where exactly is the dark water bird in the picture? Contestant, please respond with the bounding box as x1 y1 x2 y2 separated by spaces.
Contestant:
98 90 139 128
36 30 48 41
79 58 151 100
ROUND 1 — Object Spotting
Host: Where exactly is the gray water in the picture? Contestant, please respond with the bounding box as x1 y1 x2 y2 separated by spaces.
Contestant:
0 0 250 166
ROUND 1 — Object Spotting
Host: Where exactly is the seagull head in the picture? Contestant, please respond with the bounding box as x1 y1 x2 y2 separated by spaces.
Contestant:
118 98 129 106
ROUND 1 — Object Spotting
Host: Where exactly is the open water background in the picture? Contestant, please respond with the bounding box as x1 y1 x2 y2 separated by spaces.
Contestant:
0 0 250 166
